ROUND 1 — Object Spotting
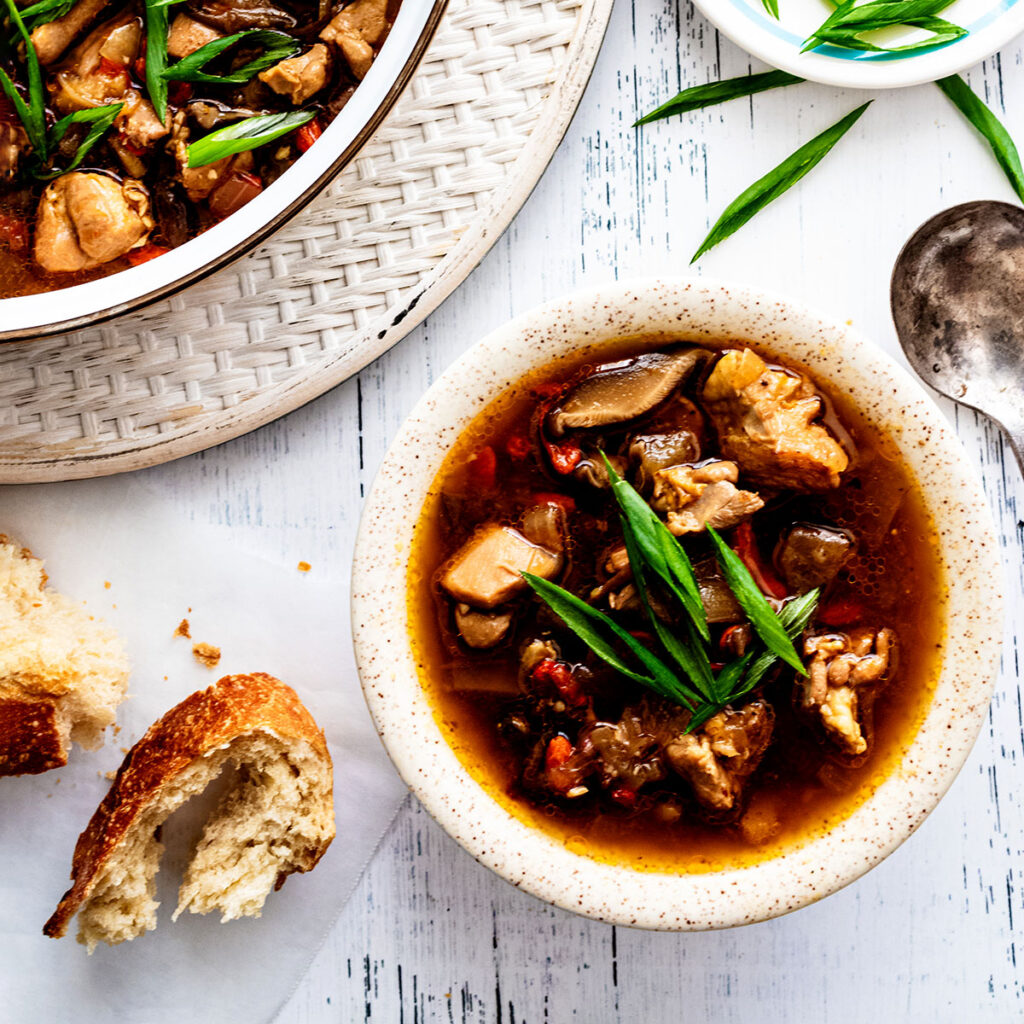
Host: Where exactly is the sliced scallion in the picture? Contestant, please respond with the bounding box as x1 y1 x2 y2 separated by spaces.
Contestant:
163 29 300 85
187 109 314 167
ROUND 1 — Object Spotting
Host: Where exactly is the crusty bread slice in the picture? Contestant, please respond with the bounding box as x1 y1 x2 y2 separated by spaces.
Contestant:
44 672 335 951
0 535 129 776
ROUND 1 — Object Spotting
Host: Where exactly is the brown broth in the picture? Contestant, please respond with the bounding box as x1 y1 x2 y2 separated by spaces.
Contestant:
407 337 947 873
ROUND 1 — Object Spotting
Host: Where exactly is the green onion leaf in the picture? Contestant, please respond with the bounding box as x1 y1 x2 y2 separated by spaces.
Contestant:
601 454 709 640
36 103 123 179
634 70 802 127
936 74 1024 205
522 572 695 707
187 109 314 168
616 511 713 706
18 0 75 32
163 29 299 85
802 0 964 52
144 0 186 123
761 0 780 19
1 0 46 157
727 588 820 701
706 526 806 673
692 101 870 263
807 17 965 53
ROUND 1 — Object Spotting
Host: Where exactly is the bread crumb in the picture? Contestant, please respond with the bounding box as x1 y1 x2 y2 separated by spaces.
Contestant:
120 747 129 754
113 725 121 736
174 618 191 639
104 770 116 780
297 561 311 573
192 642 221 668
104 581 111 589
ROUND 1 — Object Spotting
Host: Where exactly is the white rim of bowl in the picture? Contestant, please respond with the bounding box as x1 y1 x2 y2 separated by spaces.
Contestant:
689 0 1024 90
352 277 1004 930
0 0 445 342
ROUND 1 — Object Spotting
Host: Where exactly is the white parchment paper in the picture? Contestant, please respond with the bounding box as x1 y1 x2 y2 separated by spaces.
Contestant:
0 478 407 1024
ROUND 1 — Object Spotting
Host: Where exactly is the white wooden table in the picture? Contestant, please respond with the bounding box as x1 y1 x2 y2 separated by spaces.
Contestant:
128 1 1024 1017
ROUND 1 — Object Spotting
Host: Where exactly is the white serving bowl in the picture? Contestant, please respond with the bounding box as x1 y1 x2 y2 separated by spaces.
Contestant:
0 0 446 342
692 0 1024 89
352 277 1003 930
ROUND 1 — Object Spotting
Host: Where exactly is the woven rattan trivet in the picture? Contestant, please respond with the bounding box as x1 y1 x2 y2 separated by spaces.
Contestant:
0 0 611 481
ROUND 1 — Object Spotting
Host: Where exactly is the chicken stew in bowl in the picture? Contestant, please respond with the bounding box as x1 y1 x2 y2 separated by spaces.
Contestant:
410 339 946 871
0 0 399 297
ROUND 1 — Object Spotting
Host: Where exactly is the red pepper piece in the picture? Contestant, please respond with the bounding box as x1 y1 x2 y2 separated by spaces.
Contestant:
610 786 636 808
98 56 129 84
0 213 30 257
545 439 582 474
732 521 788 599
504 433 531 460
545 735 572 771
719 624 742 648
530 492 575 513
467 446 497 489
818 596 866 626
126 243 170 266
296 119 322 153
168 81 194 107
532 658 585 707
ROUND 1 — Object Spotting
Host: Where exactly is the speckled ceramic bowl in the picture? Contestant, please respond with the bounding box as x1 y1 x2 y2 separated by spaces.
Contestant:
352 278 1004 930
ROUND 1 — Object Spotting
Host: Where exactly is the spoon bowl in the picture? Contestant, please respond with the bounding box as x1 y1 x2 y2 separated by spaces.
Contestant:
891 200 1024 471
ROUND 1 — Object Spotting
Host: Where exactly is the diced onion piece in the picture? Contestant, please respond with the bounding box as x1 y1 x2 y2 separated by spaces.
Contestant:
208 170 263 219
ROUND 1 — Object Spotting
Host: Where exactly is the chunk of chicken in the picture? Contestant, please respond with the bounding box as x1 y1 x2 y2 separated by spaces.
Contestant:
166 13 224 58
702 349 849 491
651 460 764 535
439 524 561 610
31 0 110 66
320 0 388 79
168 109 254 201
117 92 169 150
34 172 153 273
663 701 774 812
259 43 332 104
801 627 896 755
0 123 29 181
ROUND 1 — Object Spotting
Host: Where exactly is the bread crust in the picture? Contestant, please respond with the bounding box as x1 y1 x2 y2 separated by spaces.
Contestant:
0 534 128 776
43 672 333 939
0 537 62 777
0 698 65 774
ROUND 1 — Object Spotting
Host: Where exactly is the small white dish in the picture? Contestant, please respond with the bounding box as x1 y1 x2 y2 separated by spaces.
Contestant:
689 0 1024 89
352 277 1003 930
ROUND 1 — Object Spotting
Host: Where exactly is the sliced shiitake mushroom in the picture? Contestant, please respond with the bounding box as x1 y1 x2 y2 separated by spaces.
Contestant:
546 347 709 437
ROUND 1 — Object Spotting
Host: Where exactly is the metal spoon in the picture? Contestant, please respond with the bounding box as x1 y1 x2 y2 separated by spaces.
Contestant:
891 200 1024 473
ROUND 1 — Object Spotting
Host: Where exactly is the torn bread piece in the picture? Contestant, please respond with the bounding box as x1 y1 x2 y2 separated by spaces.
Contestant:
44 672 335 951
0 535 129 776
